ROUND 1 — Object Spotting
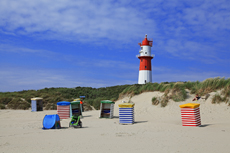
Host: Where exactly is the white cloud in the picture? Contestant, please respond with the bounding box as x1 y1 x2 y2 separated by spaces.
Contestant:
1 64 229 92
182 1 230 33
153 71 230 83
0 0 230 92
148 0 230 62
1 0 229 55
0 44 42 53
0 66 137 92
0 43 140 71
0 0 156 43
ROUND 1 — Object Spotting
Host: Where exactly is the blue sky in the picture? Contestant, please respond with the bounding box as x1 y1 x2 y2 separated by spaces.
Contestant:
0 0 230 92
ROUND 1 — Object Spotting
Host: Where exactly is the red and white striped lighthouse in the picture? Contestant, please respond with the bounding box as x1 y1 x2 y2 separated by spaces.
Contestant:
137 34 154 84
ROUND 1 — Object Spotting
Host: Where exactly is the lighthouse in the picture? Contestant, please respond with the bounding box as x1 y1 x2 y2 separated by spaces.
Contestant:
137 34 154 84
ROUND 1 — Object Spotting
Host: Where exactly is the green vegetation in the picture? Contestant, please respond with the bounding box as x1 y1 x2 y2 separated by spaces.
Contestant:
152 95 169 107
189 77 229 95
0 77 230 109
211 94 224 104
152 97 159 105
212 83 230 105
0 85 130 110
161 95 169 107
121 77 230 107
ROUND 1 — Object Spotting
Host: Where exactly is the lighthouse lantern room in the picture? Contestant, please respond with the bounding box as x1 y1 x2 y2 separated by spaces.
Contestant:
137 34 154 84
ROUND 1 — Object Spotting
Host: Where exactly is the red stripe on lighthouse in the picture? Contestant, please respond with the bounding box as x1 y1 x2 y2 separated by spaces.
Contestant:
138 56 153 71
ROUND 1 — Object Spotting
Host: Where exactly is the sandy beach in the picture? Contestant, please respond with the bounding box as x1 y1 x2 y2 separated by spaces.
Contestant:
1 91 230 153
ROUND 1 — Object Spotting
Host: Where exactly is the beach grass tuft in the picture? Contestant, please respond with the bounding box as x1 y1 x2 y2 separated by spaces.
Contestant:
152 97 159 105
1 77 230 109
212 94 223 104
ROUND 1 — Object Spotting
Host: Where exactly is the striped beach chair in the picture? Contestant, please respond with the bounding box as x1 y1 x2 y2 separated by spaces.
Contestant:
118 103 135 124
179 103 201 126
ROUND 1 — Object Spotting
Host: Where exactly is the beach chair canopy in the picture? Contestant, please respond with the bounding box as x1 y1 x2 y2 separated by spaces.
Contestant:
101 100 115 104
43 114 61 129
57 101 71 106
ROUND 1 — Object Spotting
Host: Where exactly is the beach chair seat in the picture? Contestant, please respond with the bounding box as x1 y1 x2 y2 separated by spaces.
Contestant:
69 115 82 128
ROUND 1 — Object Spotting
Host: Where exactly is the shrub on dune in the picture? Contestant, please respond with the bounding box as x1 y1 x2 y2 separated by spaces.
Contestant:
171 83 187 102
0 104 6 109
160 95 169 107
152 97 159 105
212 94 223 104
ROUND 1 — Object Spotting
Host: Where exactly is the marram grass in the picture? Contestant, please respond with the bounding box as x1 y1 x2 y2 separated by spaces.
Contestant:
120 77 230 107
1 77 230 109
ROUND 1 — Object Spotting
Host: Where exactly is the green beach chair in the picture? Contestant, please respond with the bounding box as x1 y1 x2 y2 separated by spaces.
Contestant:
69 115 82 128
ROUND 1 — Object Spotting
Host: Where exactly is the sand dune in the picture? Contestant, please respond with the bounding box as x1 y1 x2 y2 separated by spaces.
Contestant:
0 91 230 153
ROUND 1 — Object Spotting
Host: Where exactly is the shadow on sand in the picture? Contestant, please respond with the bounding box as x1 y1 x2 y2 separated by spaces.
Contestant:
60 127 69 129
62 126 89 129
134 121 148 124
199 124 212 127
82 115 92 118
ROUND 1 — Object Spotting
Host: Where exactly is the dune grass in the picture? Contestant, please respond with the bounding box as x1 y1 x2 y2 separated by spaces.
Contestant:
121 81 187 105
0 77 230 109
212 94 224 104
151 97 159 105
160 95 169 107
211 83 230 105
0 85 130 110
120 77 230 107
189 77 230 95
152 94 169 107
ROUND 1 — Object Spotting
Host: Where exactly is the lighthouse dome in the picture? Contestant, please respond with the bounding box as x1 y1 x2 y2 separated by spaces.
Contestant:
138 34 153 47
142 38 150 46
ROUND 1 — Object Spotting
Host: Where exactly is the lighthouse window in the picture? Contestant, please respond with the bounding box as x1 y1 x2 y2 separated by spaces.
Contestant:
145 66 147 69
145 52 147 54
141 59 143 62
141 47 143 50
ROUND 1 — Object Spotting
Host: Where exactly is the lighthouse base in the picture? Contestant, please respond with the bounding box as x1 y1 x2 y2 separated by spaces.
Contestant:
138 70 152 84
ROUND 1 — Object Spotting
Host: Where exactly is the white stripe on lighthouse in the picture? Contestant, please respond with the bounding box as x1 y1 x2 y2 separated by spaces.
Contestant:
138 70 152 84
